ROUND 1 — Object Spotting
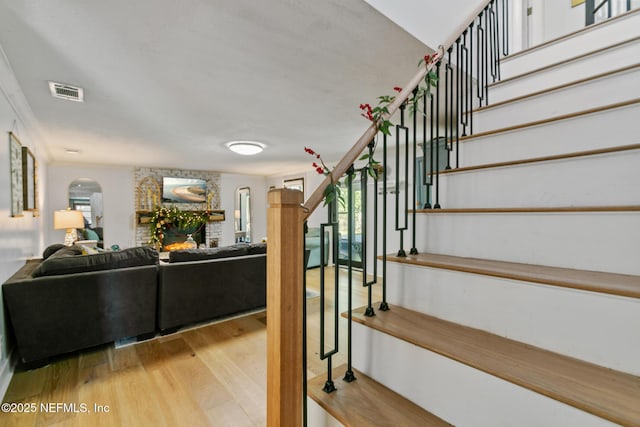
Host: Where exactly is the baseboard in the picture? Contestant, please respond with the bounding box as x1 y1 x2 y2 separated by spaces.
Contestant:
0 349 16 401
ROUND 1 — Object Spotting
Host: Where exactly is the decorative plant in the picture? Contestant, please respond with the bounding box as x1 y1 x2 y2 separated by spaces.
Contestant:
148 206 209 247
305 144 382 207
305 147 343 206
304 51 439 206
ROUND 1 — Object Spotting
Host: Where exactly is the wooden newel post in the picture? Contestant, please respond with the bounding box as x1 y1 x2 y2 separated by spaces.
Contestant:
267 188 304 426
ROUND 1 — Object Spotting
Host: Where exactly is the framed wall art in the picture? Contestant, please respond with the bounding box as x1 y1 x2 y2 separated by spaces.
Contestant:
22 146 38 213
9 132 23 217
283 177 304 196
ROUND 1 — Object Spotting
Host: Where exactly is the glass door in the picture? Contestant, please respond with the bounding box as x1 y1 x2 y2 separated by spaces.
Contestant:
337 179 363 268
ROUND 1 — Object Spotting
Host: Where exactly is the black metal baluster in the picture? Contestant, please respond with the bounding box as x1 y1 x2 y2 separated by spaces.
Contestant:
303 220 309 426
423 88 432 209
469 21 474 134
379 132 389 312
456 38 461 168
361 140 377 317
434 61 441 209
502 0 509 56
476 11 484 107
344 165 356 383
320 202 339 393
395 102 409 256
484 7 490 104
410 87 419 255
444 48 452 171
447 46 455 171
489 0 498 84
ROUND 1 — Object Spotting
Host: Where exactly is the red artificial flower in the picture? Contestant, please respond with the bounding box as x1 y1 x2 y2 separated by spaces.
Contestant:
424 54 431 64
316 167 324 175
304 147 316 155
393 86 402 93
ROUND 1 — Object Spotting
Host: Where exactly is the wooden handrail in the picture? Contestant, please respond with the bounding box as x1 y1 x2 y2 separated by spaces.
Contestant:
302 0 494 218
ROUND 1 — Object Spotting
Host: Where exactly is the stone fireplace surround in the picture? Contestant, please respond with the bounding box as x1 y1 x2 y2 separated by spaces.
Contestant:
134 167 222 248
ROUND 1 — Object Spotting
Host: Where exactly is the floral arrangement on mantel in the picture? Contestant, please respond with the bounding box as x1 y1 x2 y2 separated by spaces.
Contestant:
305 52 440 205
148 206 209 248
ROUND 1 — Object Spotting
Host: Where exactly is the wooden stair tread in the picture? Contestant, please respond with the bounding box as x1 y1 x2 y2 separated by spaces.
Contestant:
384 252 640 299
439 143 640 175
460 98 640 141
415 205 640 213
308 364 452 427
350 305 640 426
502 8 640 61
476 63 640 113
491 35 640 87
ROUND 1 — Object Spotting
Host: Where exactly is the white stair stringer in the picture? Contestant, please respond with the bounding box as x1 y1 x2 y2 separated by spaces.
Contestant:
459 101 639 167
352 323 617 427
413 211 640 275
489 37 640 103
384 260 640 375
500 8 640 79
474 65 640 133
438 149 640 208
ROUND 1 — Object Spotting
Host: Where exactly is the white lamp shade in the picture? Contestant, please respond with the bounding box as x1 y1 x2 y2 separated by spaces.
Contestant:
54 209 84 230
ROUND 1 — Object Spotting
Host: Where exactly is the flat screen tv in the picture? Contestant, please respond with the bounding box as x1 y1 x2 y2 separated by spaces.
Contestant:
162 177 207 203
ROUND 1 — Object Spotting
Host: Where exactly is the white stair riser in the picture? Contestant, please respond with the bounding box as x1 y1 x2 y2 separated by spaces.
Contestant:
461 102 639 166
500 11 640 79
307 399 344 427
411 212 640 275
352 324 617 427
490 40 640 103
475 67 640 133
385 261 640 375
438 150 640 208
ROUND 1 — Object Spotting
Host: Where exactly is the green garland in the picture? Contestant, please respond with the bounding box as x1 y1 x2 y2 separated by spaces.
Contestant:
148 206 209 247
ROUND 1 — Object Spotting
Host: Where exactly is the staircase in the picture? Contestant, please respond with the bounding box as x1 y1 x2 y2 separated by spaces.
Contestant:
307 8 640 427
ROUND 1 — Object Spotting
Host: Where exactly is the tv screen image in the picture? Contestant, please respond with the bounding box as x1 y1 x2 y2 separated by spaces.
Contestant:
162 177 207 203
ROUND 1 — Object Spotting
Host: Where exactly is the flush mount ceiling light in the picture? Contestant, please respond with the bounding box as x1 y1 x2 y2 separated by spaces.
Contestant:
64 148 81 155
225 141 266 156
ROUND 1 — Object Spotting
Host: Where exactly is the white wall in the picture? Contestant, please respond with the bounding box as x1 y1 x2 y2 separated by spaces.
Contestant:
266 169 329 228
0 43 48 398
540 0 585 43
219 173 268 247
47 165 269 250
364 0 586 55
46 163 136 249
363 0 486 50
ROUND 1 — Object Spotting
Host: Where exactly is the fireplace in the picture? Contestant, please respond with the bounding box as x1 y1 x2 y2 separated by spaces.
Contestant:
162 225 206 251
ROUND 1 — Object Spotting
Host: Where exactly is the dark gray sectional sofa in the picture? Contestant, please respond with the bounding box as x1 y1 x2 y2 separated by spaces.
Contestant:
158 243 267 333
3 246 159 364
2 242 267 365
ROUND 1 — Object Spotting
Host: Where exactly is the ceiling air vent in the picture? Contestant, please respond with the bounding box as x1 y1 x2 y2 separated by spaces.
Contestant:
48 81 84 102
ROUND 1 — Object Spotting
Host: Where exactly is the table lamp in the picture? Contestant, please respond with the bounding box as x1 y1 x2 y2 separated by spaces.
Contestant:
54 209 84 246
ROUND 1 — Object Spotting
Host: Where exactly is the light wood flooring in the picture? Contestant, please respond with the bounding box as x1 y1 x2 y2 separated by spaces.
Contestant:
1 266 380 427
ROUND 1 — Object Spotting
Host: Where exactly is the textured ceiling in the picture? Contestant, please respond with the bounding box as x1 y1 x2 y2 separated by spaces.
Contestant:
0 0 432 176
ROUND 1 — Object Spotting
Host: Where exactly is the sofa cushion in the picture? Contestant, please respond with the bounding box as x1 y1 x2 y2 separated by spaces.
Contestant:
42 243 66 260
85 228 101 241
248 242 267 254
32 246 158 277
169 243 250 263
